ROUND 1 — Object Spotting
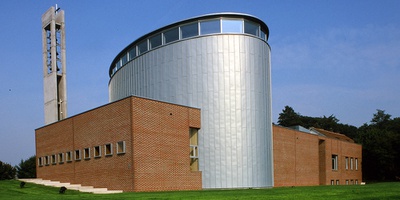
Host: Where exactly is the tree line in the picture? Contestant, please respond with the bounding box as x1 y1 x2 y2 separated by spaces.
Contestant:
278 106 400 181
0 156 36 180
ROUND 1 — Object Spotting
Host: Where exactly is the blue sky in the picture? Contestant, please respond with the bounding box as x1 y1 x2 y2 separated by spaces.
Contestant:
0 0 399 166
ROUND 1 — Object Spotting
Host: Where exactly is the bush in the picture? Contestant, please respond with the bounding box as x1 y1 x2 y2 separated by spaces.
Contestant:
16 155 36 178
0 161 16 180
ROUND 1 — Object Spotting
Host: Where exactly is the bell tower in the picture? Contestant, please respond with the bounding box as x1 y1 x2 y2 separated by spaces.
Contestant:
41 5 67 125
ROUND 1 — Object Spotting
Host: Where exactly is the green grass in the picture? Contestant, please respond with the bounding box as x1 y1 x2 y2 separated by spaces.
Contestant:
1 180 399 200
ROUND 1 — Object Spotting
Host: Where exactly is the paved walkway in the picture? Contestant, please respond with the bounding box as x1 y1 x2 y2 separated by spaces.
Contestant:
18 178 123 194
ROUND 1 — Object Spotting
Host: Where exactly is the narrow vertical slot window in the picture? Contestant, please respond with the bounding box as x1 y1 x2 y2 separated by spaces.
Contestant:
117 141 126 154
94 146 101 158
121 54 128 66
58 153 64 164
66 151 72 162
38 157 43 167
84 148 90 160
51 154 57 165
355 158 358 170
350 157 354 170
45 156 50 165
75 150 81 161
332 155 338 170
105 143 113 156
190 128 199 171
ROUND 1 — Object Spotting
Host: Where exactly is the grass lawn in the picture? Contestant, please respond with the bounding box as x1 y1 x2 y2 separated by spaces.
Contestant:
0 180 399 200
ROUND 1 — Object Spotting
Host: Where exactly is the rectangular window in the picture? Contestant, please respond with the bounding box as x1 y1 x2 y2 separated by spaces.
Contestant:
84 148 90 160
117 141 126 154
105 143 113 156
221 19 243 33
51 154 57 165
137 40 148 55
244 20 259 36
128 47 136 60
66 151 72 162
58 153 64 164
163 27 179 44
345 157 349 170
336 180 339 185
75 150 81 161
94 146 101 158
200 19 221 35
45 156 50 165
355 179 358 185
355 158 358 170
260 29 267 40
350 157 354 170
346 180 349 185
115 60 121 71
332 155 338 170
181 22 199 39
121 54 128 66
331 180 334 185
149 33 162 49
38 157 43 167
190 128 199 171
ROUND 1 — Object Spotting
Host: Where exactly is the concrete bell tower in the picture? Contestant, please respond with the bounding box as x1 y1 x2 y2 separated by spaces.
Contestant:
41 5 67 125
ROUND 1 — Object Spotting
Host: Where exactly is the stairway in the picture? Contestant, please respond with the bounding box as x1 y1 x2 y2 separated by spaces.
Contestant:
18 179 123 194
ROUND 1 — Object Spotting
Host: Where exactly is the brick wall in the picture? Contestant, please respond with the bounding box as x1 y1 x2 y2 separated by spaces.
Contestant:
273 125 362 187
131 97 202 191
36 96 202 192
273 126 319 186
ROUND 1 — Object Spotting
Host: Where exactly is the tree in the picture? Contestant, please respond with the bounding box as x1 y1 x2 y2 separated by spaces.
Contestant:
278 106 302 127
0 161 16 180
371 109 391 128
357 110 400 181
16 155 36 178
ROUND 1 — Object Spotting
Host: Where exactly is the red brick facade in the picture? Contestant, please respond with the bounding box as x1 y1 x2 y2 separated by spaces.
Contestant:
36 97 362 191
273 125 362 187
36 96 202 192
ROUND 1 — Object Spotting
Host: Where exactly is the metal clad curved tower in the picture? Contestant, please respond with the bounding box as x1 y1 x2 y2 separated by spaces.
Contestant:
108 13 273 188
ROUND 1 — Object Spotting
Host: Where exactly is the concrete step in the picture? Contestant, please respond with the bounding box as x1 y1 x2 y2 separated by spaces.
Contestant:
18 178 123 194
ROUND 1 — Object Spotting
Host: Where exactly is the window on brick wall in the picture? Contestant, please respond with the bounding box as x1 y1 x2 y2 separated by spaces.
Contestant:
94 146 101 158
355 158 358 170
45 156 50 165
331 180 334 185
75 150 81 161
66 151 72 162
346 180 349 185
332 155 338 170
355 179 358 185
345 157 349 170
117 141 126 154
51 154 57 165
336 180 339 185
38 157 43 167
105 143 113 156
350 157 354 170
58 153 64 164
190 128 199 171
84 148 90 160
